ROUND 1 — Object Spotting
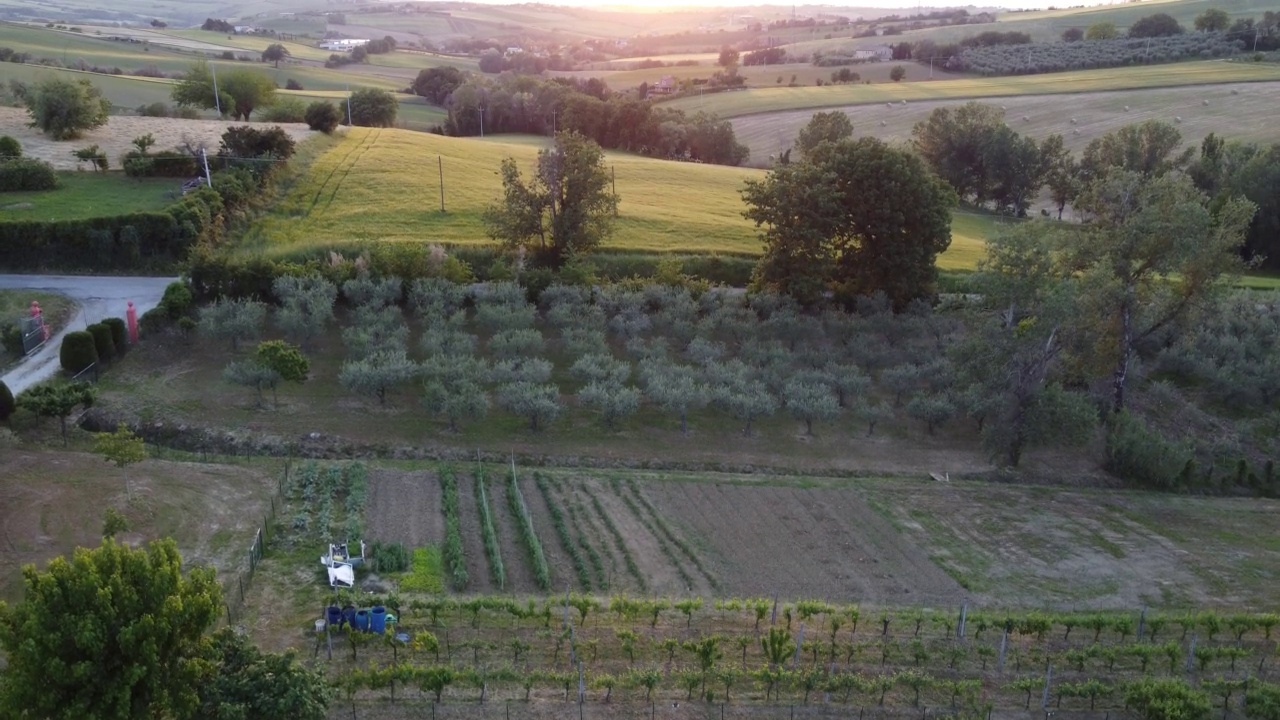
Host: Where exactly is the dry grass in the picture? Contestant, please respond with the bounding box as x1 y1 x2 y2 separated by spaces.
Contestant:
733 82 1280 170
0 445 277 601
0 106 321 171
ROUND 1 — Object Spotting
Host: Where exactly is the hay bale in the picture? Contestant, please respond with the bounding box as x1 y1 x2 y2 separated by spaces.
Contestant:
1202 99 1209 106
1022 115 1030 122
1124 105 1130 111
1174 116 1183 123
1231 89 1240 95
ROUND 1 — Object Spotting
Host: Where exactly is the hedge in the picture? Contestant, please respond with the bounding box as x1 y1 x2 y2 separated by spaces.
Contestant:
86 322 115 362
0 158 59 192
0 380 14 422
122 150 199 178
102 317 126 351
59 331 98 374
0 187 222 272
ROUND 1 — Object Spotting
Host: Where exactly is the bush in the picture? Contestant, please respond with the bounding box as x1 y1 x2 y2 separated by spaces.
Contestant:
160 281 194 318
0 322 23 356
259 97 306 123
0 380 13 422
138 307 168 336
59 330 98 373
1104 410 1193 490
304 101 341 133
285 78 304 90
86 322 115 362
218 125 295 160
122 150 197 178
23 77 110 139
102 317 126 351
0 135 20 159
347 88 397 127
135 102 170 117
0 158 59 192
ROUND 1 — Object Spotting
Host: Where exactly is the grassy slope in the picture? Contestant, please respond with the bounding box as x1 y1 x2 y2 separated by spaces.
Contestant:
557 60 972 90
246 128 766 256
660 61 1280 118
0 173 177 221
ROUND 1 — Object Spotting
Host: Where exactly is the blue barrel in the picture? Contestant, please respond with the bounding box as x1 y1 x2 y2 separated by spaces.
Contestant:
326 606 342 628
370 606 387 634
353 609 371 632
341 606 356 628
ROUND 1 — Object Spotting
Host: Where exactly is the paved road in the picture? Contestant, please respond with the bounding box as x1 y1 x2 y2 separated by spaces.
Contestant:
0 275 175 395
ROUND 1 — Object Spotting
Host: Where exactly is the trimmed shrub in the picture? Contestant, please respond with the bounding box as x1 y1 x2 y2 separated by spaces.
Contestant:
59 330 98 373
102 317 127 351
0 157 59 192
0 379 13 422
86 322 115 362
160 281 194 319
0 135 20 159
122 150 197 178
0 322 23 357
138 307 168 336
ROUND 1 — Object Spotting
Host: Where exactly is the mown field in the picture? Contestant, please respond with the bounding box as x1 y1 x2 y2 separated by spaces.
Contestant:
556 60 971 92
0 448 277 601
0 172 178 221
659 61 1280 118
733 82 1280 169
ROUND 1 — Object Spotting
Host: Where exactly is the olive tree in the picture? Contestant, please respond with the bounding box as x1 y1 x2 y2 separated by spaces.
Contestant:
199 298 267 351
640 362 710 434
496 381 562 431
784 378 840 435
578 382 641 430
274 274 337 349
338 349 418 405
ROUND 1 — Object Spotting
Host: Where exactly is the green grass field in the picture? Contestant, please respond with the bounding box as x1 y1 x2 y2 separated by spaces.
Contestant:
246 128 767 256
662 61 1280 118
558 60 971 90
0 173 178 222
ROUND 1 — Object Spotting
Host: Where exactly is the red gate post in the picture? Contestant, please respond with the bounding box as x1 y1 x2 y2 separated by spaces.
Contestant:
126 301 139 343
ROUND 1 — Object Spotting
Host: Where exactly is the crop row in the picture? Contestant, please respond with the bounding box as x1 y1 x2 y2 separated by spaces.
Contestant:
621 478 720 591
286 461 368 542
609 479 695 590
535 473 593 590
563 490 609 590
951 33 1243 76
581 483 647 592
473 468 505 590
507 468 551 590
439 466 468 591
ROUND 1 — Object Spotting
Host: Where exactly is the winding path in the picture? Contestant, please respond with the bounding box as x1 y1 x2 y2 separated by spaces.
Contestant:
0 274 175 395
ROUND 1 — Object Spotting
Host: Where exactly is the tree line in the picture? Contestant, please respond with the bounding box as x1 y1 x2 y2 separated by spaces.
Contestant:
410 68 749 165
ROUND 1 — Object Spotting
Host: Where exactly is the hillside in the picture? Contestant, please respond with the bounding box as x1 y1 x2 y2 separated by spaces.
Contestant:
659 60 1280 118
246 128 994 267
734 81 1280 170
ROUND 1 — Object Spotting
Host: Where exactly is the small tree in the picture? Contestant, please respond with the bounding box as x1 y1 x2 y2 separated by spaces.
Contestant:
496 381 562 431
347 88 398 127
338 350 418 406
256 340 309 385
890 65 906 82
641 363 709 434
17 382 96 444
262 43 290 68
199 298 267 351
273 274 336 349
101 507 130 538
784 378 840 435
304 101 341 133
578 382 641 430
132 133 156 154
0 135 21 158
224 359 282 408
72 145 108 172
422 378 489 432
24 77 111 140
93 422 147 499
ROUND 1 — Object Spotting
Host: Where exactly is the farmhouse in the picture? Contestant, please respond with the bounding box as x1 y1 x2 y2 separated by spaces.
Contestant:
650 75 678 95
853 44 893 61
319 38 369 51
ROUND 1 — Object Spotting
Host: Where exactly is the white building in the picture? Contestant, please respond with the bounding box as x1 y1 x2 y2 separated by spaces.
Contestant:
319 38 369 51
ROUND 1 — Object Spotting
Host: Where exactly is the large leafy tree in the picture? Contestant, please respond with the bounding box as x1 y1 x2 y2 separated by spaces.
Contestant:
911 101 1005 202
794 111 853 159
742 136 956 308
24 78 111 140
0 539 221 720
484 130 618 268
193 629 330 720
1128 12 1184 38
1068 171 1255 412
261 43 290 68
171 61 275 121
348 88 398 127
411 66 464 105
1079 120 1191 184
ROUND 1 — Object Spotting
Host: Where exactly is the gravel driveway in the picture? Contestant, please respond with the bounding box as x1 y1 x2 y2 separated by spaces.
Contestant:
0 274 175 395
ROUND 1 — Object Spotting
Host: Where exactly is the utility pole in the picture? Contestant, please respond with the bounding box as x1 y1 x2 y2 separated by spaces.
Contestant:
345 85 352 125
478 105 485 137
198 147 211 188
438 155 445 213
211 64 221 116
550 109 557 136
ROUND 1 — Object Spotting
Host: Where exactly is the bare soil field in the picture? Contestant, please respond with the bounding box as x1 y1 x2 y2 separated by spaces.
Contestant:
454 473 496 594
733 81 1280 169
364 469 442 549
645 480 964 605
0 107 321 171
0 446 276 601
